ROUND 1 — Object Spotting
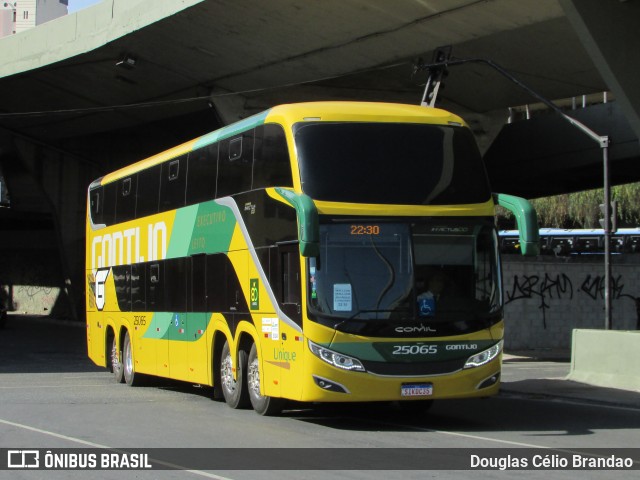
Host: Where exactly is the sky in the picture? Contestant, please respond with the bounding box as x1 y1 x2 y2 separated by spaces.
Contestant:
68 0 103 14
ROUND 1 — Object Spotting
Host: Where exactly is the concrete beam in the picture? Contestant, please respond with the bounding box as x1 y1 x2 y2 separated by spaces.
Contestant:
0 0 203 79
209 89 250 126
560 0 640 139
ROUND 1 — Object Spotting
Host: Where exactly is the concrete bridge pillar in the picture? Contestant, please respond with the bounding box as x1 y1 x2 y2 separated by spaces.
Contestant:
0 129 100 320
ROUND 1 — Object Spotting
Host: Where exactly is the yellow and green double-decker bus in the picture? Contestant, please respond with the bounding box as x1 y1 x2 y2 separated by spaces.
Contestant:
86 101 537 415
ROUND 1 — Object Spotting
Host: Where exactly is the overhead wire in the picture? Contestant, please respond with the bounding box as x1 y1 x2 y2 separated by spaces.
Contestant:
0 61 411 120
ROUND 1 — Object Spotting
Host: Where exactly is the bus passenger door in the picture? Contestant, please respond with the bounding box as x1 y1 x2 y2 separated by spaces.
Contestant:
166 258 189 381
277 244 304 400
188 255 209 384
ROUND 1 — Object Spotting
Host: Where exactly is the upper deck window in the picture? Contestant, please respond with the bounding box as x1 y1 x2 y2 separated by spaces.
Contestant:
294 122 491 205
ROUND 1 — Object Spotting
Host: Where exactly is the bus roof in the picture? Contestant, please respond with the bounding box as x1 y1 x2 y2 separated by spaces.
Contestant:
96 102 467 187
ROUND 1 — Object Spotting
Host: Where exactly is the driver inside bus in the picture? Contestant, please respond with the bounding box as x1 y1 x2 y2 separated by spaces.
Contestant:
417 270 447 317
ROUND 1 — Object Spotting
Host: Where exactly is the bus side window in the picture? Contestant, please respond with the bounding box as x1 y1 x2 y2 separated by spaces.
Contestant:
278 245 301 324
217 131 253 197
206 254 229 313
253 124 293 189
136 165 161 218
206 254 248 313
113 265 132 312
186 144 218 205
575 236 601 254
550 237 572 256
131 263 146 312
102 182 117 226
115 175 137 224
190 255 207 312
90 188 103 225
146 262 164 312
160 155 187 211
164 258 187 311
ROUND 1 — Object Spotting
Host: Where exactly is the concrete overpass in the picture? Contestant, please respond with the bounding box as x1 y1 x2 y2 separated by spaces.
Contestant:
0 0 639 318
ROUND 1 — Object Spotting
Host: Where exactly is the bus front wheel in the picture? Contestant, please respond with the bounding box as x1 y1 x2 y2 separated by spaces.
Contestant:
247 343 284 416
220 340 249 409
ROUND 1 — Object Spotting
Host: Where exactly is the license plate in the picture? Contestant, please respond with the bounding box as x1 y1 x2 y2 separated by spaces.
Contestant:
401 383 433 397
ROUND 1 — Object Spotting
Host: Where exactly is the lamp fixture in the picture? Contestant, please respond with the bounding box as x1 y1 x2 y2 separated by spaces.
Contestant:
116 55 137 70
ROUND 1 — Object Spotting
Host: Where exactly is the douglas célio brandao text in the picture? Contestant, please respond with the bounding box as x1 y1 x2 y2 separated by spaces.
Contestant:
470 453 635 470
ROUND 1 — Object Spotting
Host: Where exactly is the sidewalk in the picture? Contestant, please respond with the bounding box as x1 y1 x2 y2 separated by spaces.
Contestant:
502 349 640 410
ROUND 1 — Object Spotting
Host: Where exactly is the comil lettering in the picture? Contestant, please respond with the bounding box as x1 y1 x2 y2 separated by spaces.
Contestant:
91 221 167 271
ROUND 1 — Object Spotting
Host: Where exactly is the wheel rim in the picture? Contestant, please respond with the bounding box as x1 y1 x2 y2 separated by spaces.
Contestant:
221 353 236 393
111 339 120 373
247 356 261 399
124 337 133 377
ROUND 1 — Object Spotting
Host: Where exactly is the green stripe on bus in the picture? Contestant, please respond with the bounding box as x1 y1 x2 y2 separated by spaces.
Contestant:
167 204 199 258
188 200 237 255
192 109 271 150
144 312 173 339
143 312 212 342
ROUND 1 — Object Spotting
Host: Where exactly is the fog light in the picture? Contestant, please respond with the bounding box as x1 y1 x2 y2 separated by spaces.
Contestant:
313 375 350 393
477 373 500 389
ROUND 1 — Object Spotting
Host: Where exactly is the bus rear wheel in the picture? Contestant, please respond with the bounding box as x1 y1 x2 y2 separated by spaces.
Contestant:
111 334 124 383
247 343 284 416
122 331 142 386
220 340 249 409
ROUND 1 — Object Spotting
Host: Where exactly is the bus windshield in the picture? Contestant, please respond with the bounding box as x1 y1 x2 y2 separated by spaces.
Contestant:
307 222 501 324
294 122 491 205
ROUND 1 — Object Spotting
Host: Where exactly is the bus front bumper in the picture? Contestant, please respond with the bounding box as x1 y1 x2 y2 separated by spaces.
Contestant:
300 354 502 403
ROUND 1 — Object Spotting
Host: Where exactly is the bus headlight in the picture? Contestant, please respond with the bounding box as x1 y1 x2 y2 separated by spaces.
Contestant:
464 341 503 369
308 340 365 372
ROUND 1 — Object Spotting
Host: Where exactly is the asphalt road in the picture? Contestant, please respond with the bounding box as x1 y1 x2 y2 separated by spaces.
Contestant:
1 316 638 479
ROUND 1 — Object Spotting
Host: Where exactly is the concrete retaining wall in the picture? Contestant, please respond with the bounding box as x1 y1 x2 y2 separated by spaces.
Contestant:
569 329 640 392
502 255 640 350
0 249 70 317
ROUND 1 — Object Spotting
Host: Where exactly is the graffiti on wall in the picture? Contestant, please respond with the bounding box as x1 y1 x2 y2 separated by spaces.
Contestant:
505 272 637 328
579 274 635 301
505 274 572 327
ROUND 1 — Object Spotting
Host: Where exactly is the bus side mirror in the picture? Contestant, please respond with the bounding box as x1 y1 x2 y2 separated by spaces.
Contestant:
493 193 539 256
275 188 319 258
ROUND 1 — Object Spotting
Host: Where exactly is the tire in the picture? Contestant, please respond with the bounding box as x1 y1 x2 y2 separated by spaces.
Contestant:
247 343 284 416
111 334 124 383
220 340 250 409
122 331 142 386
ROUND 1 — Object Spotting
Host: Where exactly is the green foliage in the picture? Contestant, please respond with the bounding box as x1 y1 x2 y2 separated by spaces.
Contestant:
496 183 640 229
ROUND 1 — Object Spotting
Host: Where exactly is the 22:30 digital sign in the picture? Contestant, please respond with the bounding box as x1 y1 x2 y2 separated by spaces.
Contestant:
350 225 381 235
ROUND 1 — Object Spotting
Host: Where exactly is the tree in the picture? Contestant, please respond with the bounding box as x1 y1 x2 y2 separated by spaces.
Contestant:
496 182 640 229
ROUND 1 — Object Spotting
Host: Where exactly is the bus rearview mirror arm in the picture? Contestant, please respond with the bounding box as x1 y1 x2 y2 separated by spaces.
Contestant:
493 193 539 257
275 188 320 258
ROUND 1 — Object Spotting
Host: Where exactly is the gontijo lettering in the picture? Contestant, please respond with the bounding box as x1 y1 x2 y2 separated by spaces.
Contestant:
91 221 167 271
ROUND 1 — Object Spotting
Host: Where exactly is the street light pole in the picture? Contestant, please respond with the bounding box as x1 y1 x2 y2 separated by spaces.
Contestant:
417 53 613 328
602 142 613 330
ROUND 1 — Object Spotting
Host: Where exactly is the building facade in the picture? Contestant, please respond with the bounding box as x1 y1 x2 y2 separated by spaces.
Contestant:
0 0 67 38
